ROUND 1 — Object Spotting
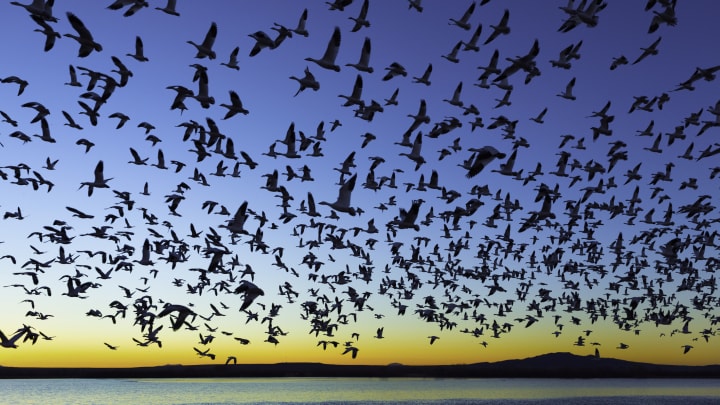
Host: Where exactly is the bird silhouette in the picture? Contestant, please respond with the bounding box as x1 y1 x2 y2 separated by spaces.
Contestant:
187 22 218 60
64 12 103 57
305 26 341 72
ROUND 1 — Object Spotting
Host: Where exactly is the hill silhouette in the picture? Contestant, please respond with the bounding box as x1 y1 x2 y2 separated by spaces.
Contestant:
2 352 719 379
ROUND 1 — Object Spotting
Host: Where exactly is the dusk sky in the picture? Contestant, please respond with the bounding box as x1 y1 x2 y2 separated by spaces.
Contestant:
0 0 719 368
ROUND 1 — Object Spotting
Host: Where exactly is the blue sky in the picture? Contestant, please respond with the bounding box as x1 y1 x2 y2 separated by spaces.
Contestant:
0 0 719 367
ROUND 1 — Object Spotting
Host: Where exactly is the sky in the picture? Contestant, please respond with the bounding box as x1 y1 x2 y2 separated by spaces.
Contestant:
0 0 718 368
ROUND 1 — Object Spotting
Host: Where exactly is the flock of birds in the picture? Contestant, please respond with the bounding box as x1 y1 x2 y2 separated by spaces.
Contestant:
1 0 719 367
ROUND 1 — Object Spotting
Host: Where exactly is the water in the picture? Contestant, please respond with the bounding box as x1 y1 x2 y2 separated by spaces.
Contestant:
0 378 718 404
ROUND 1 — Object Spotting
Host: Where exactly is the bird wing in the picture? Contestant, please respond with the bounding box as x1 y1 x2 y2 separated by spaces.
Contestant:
321 26 341 63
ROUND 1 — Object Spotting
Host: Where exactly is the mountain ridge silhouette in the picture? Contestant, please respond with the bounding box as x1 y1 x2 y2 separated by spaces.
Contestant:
2 352 719 378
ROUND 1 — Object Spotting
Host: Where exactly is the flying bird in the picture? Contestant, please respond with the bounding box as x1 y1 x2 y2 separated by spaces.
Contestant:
187 22 218 59
64 12 103 57
305 26 341 72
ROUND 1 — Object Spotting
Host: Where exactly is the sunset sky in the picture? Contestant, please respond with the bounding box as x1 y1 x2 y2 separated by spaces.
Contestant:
0 0 719 368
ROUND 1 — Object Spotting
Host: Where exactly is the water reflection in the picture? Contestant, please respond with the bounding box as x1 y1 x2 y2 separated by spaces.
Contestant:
0 378 718 404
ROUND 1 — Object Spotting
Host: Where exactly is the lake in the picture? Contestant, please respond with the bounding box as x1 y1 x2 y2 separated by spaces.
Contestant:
1 377 718 404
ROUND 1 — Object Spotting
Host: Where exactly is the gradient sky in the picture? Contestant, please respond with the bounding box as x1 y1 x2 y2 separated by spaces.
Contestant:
0 0 718 368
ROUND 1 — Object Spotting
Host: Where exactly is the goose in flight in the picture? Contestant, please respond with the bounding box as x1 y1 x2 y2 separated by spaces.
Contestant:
30 118 56 144
0 110 18 127
43 157 58 170
0 326 29 348
334 151 357 176
632 36 662 65
64 64 81 87
76 138 95 153
412 63 432 86
441 41 463 64
557 77 577 100
394 199 424 231
408 0 423 12
403 98 430 138
248 30 282 57
494 38 539 82
342 345 359 359
62 110 83 130
346 37 373 73
491 149 519 176
220 91 249 119
305 26 341 72
30 14 59 52
349 0 370 32
234 280 265 311
449 1 475 31
462 23 483 52
11 0 57 22
192 66 214 108
399 131 426 171
290 67 320 96
158 303 197 331
530 107 547 124
108 112 130 129
382 62 407 81
465 146 506 178
648 2 677 33
610 55 628 70
550 40 582 69
339 74 365 108
222 201 250 235
384 87 399 106
320 173 357 216
484 9 510 45
220 46 240 70
79 160 112 196
77 100 100 126
107 0 148 17
128 148 148 165
290 8 309 37
1 76 28 96
64 12 103 57
194 347 216 360
62 277 96 298
443 81 464 107
127 36 149 62
187 22 218 59
326 0 353 11
155 0 180 16
476 48 500 86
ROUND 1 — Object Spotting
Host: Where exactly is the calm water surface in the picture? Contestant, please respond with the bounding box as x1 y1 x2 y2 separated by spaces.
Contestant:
0 377 718 404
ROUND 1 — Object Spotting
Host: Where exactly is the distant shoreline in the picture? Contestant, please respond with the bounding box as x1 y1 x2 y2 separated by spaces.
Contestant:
2 353 720 379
